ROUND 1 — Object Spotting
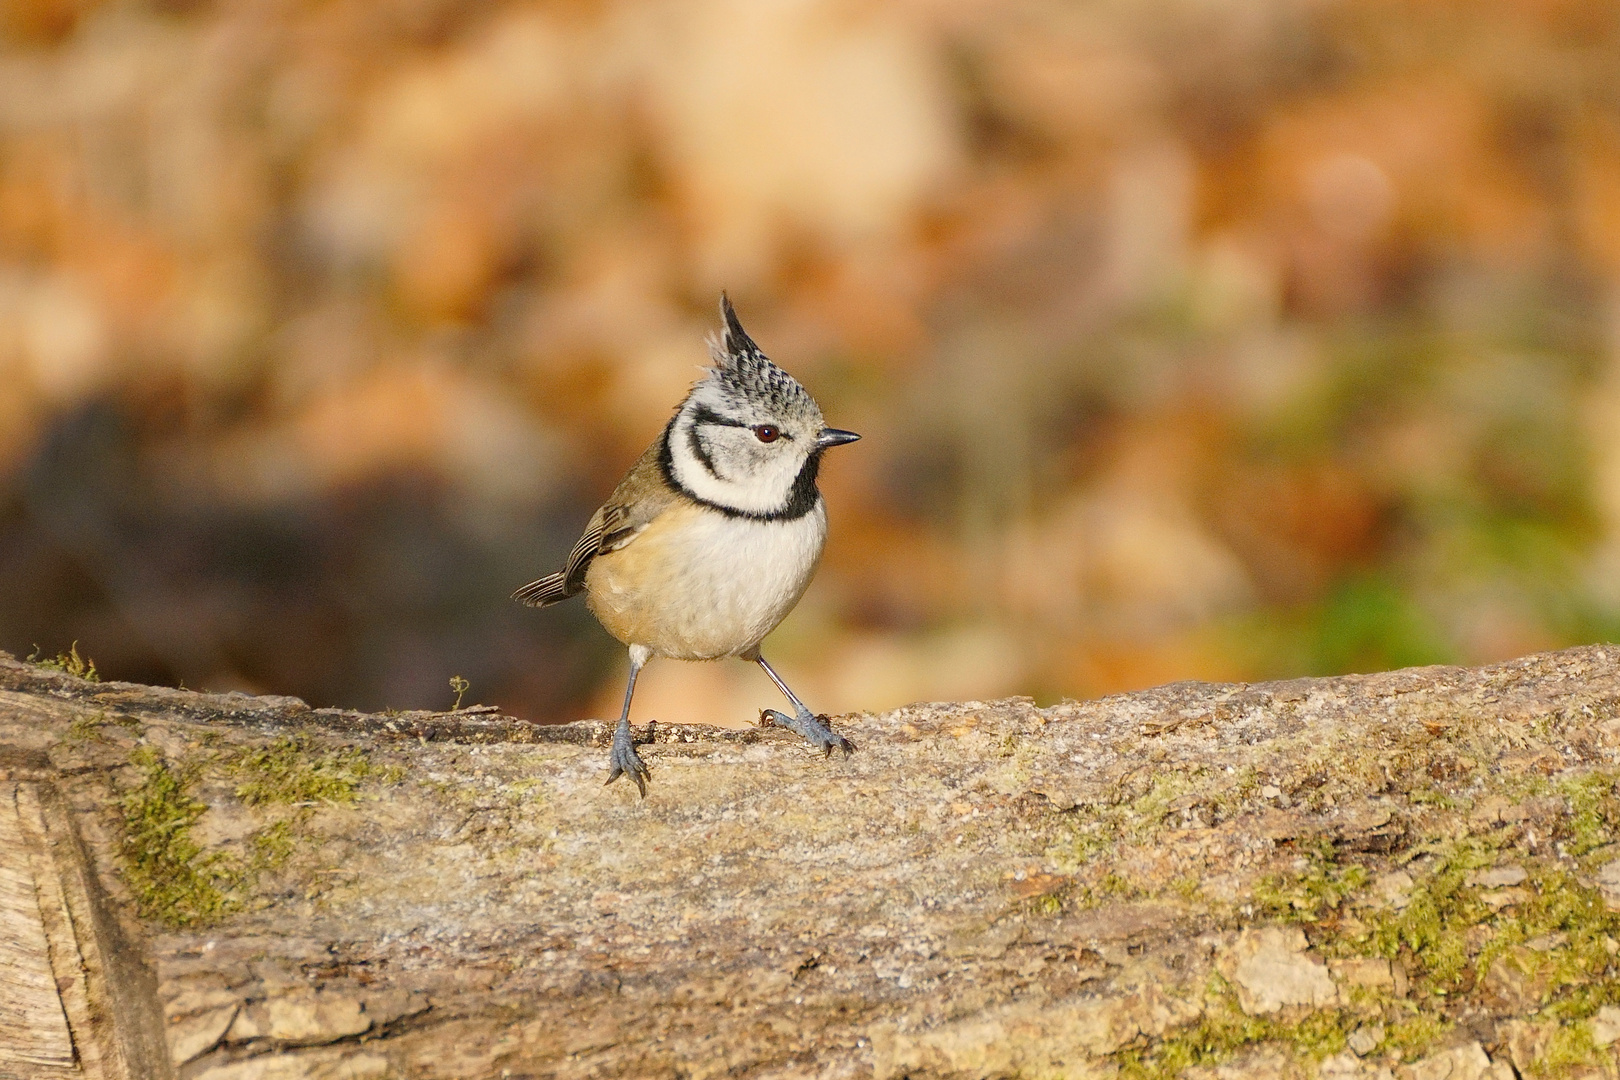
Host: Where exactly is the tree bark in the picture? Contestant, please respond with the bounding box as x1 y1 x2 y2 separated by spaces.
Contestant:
4 646 1620 1079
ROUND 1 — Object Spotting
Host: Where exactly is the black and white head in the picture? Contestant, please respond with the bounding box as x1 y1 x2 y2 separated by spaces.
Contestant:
660 296 860 520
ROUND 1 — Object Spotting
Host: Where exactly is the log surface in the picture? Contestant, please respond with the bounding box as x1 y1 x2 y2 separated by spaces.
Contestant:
0 780 75 1072
4 647 1620 1079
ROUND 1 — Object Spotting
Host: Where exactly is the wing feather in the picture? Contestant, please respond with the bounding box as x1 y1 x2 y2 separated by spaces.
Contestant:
510 571 571 607
511 439 677 608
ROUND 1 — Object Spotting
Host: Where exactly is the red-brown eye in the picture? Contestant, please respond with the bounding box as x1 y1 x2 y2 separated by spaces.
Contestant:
754 425 780 443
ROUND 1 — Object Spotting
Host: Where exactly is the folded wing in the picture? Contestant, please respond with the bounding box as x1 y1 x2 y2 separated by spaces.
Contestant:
511 443 676 608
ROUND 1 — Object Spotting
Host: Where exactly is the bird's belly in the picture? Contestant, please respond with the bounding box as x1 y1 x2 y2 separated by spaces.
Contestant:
585 501 827 660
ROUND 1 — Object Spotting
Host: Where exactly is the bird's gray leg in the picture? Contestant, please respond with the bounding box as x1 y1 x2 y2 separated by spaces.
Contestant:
606 644 652 797
753 654 855 757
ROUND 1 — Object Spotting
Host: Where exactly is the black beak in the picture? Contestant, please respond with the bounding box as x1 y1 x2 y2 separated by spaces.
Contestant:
816 428 861 450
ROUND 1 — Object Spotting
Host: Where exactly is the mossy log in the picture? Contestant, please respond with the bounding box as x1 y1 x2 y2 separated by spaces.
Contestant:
5 646 1620 1079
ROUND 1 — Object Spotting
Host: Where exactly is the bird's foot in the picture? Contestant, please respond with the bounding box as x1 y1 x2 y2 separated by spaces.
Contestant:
760 707 856 757
606 720 650 797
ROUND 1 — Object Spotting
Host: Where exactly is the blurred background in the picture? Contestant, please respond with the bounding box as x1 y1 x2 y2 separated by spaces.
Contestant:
4 0 1620 725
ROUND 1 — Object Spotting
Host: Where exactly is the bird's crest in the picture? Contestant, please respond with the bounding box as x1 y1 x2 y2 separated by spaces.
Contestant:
702 294 818 417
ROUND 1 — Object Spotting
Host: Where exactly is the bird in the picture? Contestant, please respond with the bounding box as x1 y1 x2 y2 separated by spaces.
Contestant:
513 295 861 796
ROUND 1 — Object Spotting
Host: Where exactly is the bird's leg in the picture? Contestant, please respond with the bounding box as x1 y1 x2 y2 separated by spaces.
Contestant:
753 654 855 757
606 644 652 797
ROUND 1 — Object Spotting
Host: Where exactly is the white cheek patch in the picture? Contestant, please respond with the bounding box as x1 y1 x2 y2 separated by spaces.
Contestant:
668 415 809 516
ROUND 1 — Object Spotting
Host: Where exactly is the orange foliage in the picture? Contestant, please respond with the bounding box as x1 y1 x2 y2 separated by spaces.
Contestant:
3 0 1620 718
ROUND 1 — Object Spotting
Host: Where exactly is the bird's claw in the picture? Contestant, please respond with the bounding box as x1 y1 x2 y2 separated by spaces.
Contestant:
761 708 856 758
606 723 650 798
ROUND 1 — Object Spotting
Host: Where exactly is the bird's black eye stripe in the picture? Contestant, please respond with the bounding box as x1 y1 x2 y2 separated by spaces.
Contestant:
690 404 750 430
690 404 792 440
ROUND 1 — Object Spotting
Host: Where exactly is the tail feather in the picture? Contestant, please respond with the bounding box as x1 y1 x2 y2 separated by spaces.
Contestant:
512 572 575 608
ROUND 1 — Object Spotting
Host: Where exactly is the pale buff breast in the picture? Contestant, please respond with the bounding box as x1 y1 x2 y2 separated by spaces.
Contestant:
584 499 828 660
